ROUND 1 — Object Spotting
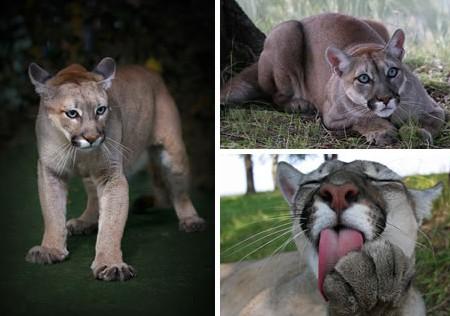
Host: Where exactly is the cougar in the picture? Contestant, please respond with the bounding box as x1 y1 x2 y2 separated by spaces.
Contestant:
221 160 442 315
221 13 446 145
26 57 206 281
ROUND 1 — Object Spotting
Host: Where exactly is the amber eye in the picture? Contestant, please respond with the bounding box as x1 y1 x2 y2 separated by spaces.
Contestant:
96 105 107 116
357 74 371 84
65 109 79 119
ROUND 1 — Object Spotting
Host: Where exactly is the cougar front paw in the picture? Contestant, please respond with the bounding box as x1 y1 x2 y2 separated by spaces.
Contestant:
366 128 398 146
26 245 68 264
179 215 206 232
417 128 433 145
92 262 136 281
324 239 414 315
66 218 98 235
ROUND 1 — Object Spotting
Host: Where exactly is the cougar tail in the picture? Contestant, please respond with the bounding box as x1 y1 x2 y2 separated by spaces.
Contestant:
220 63 266 104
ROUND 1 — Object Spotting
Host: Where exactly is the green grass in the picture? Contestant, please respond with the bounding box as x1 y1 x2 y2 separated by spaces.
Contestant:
220 174 450 315
221 58 450 149
0 124 214 316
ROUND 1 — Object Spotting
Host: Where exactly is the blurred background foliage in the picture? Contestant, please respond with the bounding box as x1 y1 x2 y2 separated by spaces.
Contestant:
236 0 450 63
221 171 450 315
0 0 213 190
221 0 450 149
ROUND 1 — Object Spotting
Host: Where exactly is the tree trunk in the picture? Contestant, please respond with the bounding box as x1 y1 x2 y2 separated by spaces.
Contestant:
324 154 338 161
220 0 266 80
244 154 256 194
272 154 279 190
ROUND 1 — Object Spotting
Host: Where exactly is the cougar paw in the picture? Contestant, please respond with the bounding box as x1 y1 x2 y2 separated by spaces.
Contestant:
324 240 413 315
366 128 398 146
25 245 68 264
67 218 98 236
179 215 206 232
92 262 136 281
417 128 433 145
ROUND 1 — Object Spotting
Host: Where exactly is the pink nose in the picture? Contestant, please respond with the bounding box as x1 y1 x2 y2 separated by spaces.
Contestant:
319 183 359 212
83 133 100 144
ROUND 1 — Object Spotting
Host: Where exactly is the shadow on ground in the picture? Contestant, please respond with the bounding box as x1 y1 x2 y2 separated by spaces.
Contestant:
0 124 214 316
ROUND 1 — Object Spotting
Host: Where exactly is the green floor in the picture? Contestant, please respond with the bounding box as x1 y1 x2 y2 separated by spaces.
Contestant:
0 126 214 316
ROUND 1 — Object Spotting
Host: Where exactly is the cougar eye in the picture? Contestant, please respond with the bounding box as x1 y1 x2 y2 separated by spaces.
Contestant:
65 109 79 119
356 74 371 84
96 105 107 116
387 67 399 78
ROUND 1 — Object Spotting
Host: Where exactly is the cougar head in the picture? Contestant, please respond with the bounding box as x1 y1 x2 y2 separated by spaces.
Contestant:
29 57 116 150
325 30 407 118
277 160 442 297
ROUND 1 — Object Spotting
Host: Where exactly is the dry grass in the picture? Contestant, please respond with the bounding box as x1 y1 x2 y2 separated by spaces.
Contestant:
221 59 450 149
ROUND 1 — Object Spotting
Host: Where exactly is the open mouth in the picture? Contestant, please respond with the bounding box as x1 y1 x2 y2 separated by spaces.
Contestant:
317 227 364 300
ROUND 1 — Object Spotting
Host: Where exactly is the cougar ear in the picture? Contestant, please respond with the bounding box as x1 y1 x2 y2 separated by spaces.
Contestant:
408 182 443 225
28 63 52 96
385 29 405 61
325 46 351 77
93 57 116 90
277 162 304 205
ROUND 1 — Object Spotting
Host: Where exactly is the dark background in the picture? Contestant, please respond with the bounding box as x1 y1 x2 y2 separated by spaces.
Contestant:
0 0 214 315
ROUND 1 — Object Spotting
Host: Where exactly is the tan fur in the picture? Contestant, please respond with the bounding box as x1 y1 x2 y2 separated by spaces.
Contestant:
221 160 442 315
26 58 206 281
221 13 446 145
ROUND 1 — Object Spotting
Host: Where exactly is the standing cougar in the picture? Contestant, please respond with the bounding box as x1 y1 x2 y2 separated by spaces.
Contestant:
221 160 442 315
221 13 446 145
26 57 206 281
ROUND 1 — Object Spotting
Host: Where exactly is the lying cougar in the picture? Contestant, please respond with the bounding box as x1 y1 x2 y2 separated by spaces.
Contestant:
221 13 446 145
26 57 206 281
221 160 442 315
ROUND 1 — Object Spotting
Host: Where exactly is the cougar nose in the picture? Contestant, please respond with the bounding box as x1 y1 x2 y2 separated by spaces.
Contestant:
83 133 100 144
319 183 359 212
376 95 391 105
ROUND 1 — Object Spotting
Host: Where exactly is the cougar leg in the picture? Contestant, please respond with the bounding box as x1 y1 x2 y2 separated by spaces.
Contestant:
66 177 99 235
91 172 135 281
151 84 206 232
258 20 312 113
26 161 69 264
148 149 171 208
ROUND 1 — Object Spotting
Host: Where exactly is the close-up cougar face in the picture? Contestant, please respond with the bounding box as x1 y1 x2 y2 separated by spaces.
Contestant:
339 50 406 118
326 29 407 119
278 160 442 298
30 62 113 150
47 82 110 149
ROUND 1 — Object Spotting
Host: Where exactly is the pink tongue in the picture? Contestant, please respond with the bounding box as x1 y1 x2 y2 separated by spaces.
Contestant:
318 229 363 300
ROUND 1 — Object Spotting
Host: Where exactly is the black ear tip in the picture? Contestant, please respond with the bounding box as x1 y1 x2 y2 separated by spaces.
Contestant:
394 29 405 38
29 62 38 72
102 57 116 66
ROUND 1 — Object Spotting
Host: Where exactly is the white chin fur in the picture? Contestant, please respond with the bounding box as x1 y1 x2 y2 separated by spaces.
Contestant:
92 137 104 148
374 99 397 118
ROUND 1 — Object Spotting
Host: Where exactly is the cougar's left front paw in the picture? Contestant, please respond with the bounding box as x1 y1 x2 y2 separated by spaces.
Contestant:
324 239 414 315
179 215 206 232
92 262 136 281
